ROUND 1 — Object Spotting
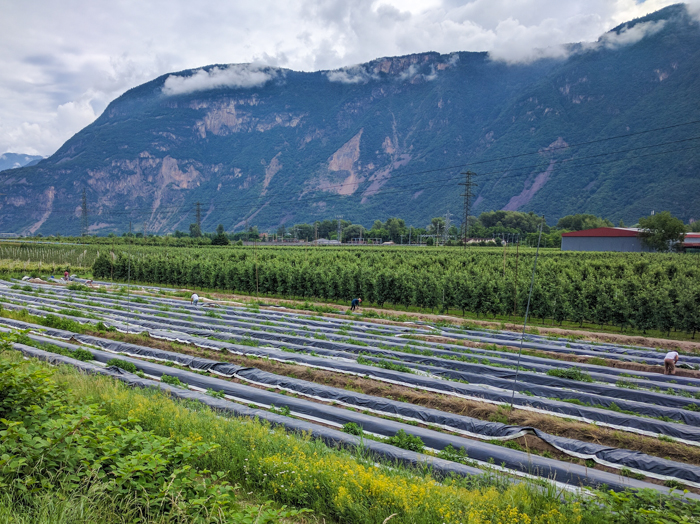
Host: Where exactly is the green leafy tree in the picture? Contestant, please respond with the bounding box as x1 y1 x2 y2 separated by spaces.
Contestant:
427 217 445 235
342 224 365 242
211 224 229 245
638 211 686 252
189 223 202 238
557 214 613 231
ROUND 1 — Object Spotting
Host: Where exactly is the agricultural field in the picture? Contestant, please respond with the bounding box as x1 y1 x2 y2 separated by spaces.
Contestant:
2 276 700 522
3 241 698 339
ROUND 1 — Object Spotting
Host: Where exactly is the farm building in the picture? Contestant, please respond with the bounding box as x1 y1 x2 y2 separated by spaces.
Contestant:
561 228 700 252
561 227 652 252
683 232 700 253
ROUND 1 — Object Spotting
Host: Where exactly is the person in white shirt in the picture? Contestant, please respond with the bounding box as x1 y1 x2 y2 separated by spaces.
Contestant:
664 351 679 375
190 293 200 306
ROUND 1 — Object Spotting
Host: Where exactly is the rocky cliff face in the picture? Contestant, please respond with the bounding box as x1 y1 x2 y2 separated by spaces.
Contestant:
2 4 699 235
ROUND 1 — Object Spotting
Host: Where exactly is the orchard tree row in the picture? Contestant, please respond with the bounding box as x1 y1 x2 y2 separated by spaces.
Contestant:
92 247 700 337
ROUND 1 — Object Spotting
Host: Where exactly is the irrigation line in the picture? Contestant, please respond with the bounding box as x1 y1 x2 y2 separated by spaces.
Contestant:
509 216 545 411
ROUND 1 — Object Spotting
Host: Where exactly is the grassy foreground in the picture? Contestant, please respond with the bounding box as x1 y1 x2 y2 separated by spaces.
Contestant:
0 351 698 524
2 348 700 523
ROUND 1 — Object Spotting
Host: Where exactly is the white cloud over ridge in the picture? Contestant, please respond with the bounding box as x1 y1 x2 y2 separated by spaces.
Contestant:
162 65 277 95
326 66 376 84
0 0 695 156
597 20 667 49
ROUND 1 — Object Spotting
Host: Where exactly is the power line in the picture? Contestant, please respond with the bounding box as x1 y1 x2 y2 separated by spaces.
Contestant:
15 140 700 223
9 131 700 227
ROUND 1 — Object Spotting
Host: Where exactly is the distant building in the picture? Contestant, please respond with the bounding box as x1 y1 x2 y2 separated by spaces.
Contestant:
561 228 700 253
683 233 700 253
561 227 651 252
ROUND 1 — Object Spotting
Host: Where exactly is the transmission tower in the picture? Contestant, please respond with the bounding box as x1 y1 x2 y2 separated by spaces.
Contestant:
459 171 477 248
444 210 452 244
80 189 88 237
336 215 343 243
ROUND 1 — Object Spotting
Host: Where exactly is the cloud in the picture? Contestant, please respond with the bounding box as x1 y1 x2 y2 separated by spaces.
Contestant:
686 1 700 21
0 0 687 156
1 97 97 156
162 65 276 95
487 17 572 63
596 19 667 49
326 65 376 84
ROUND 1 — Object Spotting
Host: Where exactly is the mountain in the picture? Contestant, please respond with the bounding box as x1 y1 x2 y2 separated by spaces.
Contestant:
2 4 699 236
0 153 44 172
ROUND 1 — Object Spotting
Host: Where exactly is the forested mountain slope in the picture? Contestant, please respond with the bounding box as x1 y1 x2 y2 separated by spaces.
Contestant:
1 4 698 235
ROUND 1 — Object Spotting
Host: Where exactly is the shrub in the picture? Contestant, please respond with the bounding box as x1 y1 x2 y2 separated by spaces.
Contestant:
160 374 185 387
386 429 424 453
342 422 364 436
67 283 91 292
71 348 94 361
0 356 245 521
546 368 594 382
105 358 137 373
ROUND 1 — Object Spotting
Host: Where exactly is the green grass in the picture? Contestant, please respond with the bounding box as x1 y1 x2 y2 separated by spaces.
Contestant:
546 368 594 382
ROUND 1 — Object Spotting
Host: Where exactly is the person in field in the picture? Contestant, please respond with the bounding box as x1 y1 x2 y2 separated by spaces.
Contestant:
64 270 70 281
350 297 362 311
664 351 679 375
190 292 200 306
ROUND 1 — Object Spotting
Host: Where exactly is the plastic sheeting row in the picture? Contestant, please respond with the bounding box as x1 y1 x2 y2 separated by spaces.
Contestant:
3 286 699 401
8 281 700 393
8 338 697 495
1 308 699 446
62 277 695 366
5 319 700 490
9 343 490 485
6 281 698 390
3 290 700 427
9 279 693 370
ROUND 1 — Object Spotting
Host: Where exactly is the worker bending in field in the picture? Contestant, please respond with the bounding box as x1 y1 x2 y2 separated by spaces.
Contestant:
664 350 679 375
350 297 362 311
191 293 200 306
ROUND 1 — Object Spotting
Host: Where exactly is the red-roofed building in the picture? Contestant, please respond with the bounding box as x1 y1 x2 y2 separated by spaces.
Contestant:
683 233 700 253
562 228 699 252
561 227 652 252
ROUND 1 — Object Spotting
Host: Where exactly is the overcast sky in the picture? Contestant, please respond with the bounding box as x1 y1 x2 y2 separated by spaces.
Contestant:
0 0 696 157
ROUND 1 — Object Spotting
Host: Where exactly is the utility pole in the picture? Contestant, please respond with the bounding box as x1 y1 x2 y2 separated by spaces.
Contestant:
195 201 202 232
513 240 520 316
459 171 477 249
314 222 318 243
80 189 88 237
336 215 343 243
143 220 148 239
